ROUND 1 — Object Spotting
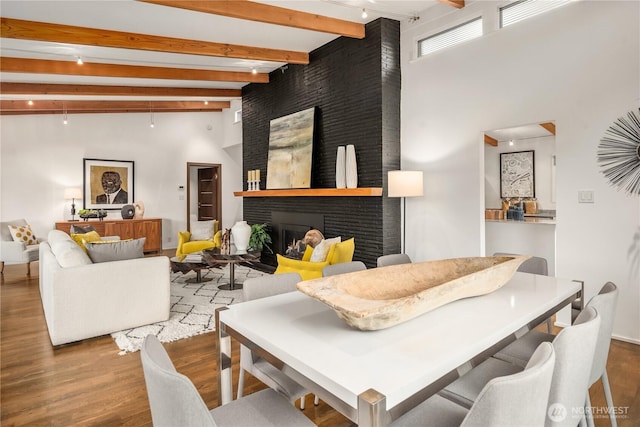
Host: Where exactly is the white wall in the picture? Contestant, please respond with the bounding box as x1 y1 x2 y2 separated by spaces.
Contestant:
0 111 243 250
401 1 639 342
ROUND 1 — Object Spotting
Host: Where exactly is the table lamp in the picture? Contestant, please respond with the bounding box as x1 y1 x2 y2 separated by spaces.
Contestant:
388 170 424 254
64 187 83 221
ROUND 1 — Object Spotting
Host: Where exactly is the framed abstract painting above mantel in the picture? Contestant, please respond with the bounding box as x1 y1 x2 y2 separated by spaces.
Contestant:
500 150 535 198
266 107 316 190
83 158 134 210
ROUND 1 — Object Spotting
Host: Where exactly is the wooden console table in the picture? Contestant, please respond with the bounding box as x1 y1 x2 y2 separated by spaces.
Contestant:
55 218 162 253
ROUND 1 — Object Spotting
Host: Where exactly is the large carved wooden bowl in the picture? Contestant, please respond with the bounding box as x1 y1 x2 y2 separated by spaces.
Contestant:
296 255 530 330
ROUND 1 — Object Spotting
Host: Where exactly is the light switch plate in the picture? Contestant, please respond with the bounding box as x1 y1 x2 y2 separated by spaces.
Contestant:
578 190 594 203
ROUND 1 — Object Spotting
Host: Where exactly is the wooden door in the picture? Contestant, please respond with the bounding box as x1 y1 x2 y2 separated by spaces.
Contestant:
198 168 215 221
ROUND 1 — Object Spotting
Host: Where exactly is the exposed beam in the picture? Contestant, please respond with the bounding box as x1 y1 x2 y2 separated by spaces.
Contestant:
1 17 308 65
0 109 223 116
484 134 498 146
539 122 556 135
139 0 365 39
0 57 269 83
1 100 230 112
0 83 241 98
436 0 465 8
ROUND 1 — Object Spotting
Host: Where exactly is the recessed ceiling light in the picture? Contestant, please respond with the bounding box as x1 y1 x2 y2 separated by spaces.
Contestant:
76 57 83 65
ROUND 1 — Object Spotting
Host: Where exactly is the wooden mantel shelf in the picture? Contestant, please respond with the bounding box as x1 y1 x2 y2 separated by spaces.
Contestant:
234 188 382 197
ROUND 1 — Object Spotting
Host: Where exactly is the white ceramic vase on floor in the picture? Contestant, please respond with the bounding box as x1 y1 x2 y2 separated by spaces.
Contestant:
346 144 358 188
336 146 346 188
231 220 251 252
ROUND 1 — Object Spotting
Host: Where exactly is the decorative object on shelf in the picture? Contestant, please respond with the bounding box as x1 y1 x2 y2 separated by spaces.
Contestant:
231 220 251 253
345 144 358 188
266 107 315 189
500 150 535 198
121 204 135 219
597 108 640 196
133 201 145 219
335 146 346 188
388 170 424 253
247 169 261 191
83 158 134 210
248 223 273 253
78 209 108 221
297 255 530 330
220 228 231 255
64 187 82 221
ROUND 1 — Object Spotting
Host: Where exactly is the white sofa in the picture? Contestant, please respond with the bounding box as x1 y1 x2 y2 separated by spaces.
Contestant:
39 230 170 346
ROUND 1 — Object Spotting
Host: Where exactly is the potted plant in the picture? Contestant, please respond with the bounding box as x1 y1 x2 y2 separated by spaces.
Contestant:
248 223 273 254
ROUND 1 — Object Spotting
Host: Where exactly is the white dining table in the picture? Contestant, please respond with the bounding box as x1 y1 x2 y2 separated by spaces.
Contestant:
215 272 581 426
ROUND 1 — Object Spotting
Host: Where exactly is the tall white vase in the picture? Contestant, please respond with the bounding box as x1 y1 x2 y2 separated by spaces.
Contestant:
231 220 251 252
346 144 358 188
336 146 346 188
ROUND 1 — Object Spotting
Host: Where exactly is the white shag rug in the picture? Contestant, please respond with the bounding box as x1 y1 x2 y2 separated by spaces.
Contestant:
112 264 266 354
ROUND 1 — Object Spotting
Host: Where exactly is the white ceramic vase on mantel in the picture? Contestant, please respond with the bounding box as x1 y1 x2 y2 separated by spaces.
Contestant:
231 220 251 253
336 146 346 188
346 144 358 188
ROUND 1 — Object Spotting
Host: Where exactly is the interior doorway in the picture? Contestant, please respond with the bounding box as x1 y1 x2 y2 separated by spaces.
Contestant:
186 162 222 232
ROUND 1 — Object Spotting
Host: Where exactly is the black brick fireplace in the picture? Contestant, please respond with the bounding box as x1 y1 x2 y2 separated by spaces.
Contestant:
242 18 402 268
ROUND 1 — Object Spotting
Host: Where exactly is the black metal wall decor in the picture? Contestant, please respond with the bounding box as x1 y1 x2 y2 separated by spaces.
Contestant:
597 109 640 196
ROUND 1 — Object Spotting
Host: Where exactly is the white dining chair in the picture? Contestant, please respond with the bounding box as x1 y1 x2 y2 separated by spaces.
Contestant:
238 272 318 409
376 253 412 267
140 334 315 427
322 261 366 276
390 342 556 427
440 306 601 427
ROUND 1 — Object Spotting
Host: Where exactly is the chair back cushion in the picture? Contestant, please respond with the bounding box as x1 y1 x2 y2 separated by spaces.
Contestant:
462 342 555 427
322 261 366 277
243 273 301 301
377 253 412 267
141 335 216 427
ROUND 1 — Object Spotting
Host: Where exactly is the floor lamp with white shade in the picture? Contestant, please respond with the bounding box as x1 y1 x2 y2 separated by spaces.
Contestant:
388 170 424 254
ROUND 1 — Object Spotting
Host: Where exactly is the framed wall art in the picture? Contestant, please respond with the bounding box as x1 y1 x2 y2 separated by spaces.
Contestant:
83 158 134 209
500 150 535 198
266 107 316 189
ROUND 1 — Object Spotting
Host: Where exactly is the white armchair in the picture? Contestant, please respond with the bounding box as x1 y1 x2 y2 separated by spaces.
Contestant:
1 219 42 276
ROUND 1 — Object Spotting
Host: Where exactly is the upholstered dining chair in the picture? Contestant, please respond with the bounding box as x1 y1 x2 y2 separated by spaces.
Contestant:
239 273 318 409
140 334 315 427
440 306 600 427
1 219 42 276
377 253 412 267
322 261 366 276
491 282 619 427
389 342 556 427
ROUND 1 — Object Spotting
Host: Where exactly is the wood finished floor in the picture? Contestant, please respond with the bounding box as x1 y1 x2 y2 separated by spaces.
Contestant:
1 259 639 426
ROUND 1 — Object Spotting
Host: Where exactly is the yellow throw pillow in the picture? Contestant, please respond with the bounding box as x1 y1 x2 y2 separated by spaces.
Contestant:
8 224 38 245
71 230 101 252
329 238 355 265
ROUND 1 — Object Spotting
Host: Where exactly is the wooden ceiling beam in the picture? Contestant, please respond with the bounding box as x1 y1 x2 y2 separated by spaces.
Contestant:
1 100 230 111
0 57 269 83
0 109 223 116
0 83 241 98
484 134 498 146
539 122 556 135
139 0 365 39
436 0 465 8
1 17 308 65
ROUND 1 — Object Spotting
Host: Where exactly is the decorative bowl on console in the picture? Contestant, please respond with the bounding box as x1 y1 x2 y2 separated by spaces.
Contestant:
78 209 108 221
296 255 530 330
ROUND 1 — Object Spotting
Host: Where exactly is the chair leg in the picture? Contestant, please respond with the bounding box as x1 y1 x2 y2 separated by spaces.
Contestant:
586 392 595 427
546 317 553 334
27 262 31 276
314 395 319 405
1 261 4 274
300 395 305 410
602 370 618 427
237 368 245 399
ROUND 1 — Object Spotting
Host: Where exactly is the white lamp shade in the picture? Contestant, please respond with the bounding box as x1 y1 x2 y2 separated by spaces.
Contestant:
64 187 83 200
388 170 424 198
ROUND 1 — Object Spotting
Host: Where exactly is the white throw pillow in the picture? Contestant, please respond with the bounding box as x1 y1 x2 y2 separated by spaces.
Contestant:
309 236 341 262
190 220 215 241
8 224 38 245
50 239 92 267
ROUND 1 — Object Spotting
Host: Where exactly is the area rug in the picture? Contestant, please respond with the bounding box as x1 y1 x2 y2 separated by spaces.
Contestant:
112 264 266 354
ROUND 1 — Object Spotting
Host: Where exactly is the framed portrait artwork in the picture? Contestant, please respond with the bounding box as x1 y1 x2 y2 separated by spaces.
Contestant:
83 158 134 210
500 150 535 198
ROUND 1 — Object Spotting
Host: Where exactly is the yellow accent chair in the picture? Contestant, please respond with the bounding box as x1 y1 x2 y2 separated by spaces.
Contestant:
274 238 355 281
176 220 221 257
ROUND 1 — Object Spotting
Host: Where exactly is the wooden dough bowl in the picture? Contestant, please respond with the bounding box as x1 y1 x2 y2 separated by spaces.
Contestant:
297 255 530 330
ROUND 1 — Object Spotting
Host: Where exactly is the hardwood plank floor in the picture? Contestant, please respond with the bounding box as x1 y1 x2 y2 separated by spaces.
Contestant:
2 260 638 426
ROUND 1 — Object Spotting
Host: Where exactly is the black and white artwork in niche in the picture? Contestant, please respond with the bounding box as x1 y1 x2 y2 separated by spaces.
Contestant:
500 150 535 198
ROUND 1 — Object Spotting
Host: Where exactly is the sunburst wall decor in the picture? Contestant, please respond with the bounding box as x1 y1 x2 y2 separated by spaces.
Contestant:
597 108 640 196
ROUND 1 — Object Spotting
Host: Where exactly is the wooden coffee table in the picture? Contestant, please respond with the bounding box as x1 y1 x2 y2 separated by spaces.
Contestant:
202 248 260 290
170 255 213 283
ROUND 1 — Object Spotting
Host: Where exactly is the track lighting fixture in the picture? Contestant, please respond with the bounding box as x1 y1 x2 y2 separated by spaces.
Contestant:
27 100 33 106
150 110 155 128
76 57 83 65
252 67 257 75
362 8 368 19
63 104 68 125
204 100 208 105
509 140 514 146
